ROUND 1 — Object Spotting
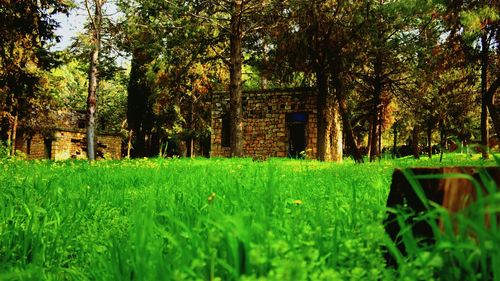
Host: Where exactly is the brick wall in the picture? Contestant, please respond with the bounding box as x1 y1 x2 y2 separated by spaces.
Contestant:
211 88 318 158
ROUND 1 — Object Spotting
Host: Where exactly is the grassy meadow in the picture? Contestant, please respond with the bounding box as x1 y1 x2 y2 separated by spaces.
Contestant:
0 155 498 280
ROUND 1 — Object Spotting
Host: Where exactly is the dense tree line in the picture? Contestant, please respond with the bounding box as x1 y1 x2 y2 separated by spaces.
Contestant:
0 0 71 156
1 0 498 161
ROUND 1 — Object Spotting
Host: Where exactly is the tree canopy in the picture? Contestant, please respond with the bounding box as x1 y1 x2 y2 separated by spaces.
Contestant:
1 0 498 160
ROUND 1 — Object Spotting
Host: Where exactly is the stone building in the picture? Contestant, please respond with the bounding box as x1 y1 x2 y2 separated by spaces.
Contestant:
211 88 318 158
15 111 122 160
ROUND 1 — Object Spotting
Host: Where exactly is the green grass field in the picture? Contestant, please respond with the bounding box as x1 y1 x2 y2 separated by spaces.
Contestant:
0 155 498 281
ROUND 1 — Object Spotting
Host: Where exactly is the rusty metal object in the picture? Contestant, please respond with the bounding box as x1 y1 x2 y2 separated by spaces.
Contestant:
384 167 499 266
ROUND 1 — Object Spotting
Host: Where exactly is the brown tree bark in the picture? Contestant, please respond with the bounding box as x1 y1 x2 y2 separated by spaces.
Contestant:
369 109 379 162
392 125 397 158
412 126 420 159
427 127 432 159
6 121 12 156
330 99 343 162
439 122 445 162
370 55 383 162
480 33 489 159
316 69 332 161
186 95 195 158
367 121 372 157
378 107 382 158
486 78 500 140
332 75 363 163
127 129 133 158
229 0 244 157
11 113 18 156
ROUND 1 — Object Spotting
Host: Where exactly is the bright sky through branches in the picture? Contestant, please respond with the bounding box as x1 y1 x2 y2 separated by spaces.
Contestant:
52 1 120 51
52 8 86 51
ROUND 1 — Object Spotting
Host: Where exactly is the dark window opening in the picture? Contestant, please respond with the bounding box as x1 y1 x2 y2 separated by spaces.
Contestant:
221 114 231 148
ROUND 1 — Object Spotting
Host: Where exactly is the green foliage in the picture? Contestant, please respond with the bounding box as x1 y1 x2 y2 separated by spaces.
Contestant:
0 142 9 159
461 5 499 33
0 0 71 140
44 55 128 132
0 156 496 280
47 58 88 110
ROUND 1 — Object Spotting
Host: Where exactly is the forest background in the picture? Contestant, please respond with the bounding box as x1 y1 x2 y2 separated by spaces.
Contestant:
0 0 499 162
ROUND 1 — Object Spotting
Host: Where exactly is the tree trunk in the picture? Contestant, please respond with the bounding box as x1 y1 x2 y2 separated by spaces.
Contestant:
427 127 432 159
127 49 155 158
332 75 363 163
412 126 420 159
186 138 192 158
330 100 343 162
87 44 99 162
440 123 445 162
480 33 489 159
486 78 500 140
229 0 244 157
370 54 383 162
186 95 195 158
316 69 332 161
158 139 163 158
11 113 18 156
369 108 379 162
86 0 102 162
378 106 382 157
367 121 372 157
146 133 152 156
6 121 12 156
261 41 269 90
392 125 397 158
127 129 133 158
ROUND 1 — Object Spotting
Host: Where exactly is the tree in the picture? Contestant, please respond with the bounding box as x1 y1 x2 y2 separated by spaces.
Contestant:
459 2 499 158
0 0 70 155
116 0 161 157
357 0 410 161
83 0 106 161
116 0 227 157
273 0 367 162
173 0 273 157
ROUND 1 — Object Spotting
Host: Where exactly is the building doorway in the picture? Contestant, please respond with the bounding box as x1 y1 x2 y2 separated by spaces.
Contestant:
287 113 308 158
44 139 52 160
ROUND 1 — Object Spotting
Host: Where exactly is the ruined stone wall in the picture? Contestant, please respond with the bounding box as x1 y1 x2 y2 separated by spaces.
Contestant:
22 133 47 160
97 134 122 159
52 131 122 160
16 130 122 160
211 88 317 158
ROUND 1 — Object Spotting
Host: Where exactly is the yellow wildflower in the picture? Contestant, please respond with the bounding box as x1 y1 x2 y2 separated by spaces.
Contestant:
208 192 216 203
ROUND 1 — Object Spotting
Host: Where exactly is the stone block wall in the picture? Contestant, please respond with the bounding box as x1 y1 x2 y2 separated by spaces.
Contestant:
16 130 122 160
22 133 47 160
52 131 122 160
211 88 317 158
97 134 122 159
